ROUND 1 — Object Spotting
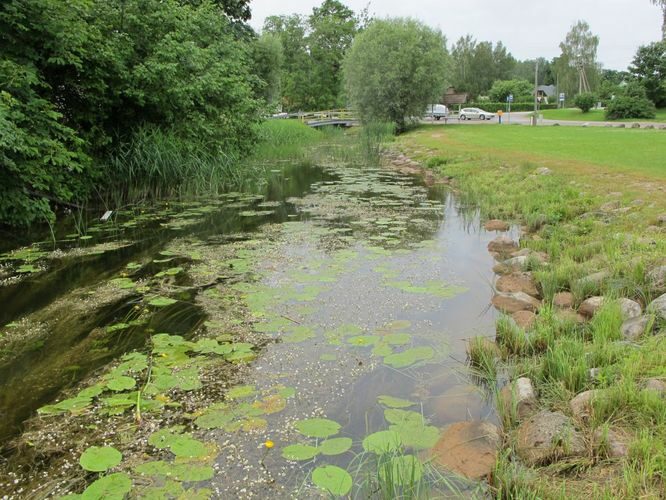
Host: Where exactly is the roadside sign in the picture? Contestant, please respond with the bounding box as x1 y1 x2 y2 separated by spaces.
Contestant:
559 93 565 102
507 94 514 103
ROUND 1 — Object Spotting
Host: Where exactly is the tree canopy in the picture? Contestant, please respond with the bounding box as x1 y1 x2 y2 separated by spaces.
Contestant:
343 18 449 131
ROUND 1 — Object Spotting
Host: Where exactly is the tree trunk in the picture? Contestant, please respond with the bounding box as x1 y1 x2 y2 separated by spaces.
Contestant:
662 8 666 41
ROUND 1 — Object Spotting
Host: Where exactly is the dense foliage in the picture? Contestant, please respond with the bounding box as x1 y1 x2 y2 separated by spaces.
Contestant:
263 1 363 111
574 92 597 112
0 0 263 226
344 18 449 131
605 83 657 119
630 41 666 107
488 80 533 102
450 36 515 98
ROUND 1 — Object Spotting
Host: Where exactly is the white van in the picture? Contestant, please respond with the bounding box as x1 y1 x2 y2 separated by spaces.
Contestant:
424 104 449 120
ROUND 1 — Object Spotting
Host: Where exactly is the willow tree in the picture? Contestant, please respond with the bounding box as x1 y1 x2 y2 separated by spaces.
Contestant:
559 20 599 94
343 18 449 131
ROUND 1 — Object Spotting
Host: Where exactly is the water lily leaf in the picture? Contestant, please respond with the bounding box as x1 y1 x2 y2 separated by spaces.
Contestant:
319 437 352 456
377 395 416 409
384 409 423 426
278 386 296 399
38 396 92 415
281 444 319 461
295 418 341 438
372 342 393 357
106 323 131 333
362 430 402 454
320 353 338 361
390 424 440 451
194 409 234 430
169 436 208 458
384 333 411 346
148 297 177 307
106 376 136 392
241 417 268 432
382 320 412 331
253 395 286 415
110 278 135 289
79 446 122 472
227 385 256 400
379 455 423 486
384 346 434 368
347 335 380 346
80 472 131 499
283 326 315 343
312 465 352 496
156 267 183 278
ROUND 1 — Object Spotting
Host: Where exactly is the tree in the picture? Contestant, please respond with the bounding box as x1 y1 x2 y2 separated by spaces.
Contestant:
629 40 666 107
559 20 599 94
343 18 449 131
488 79 533 102
574 92 596 112
450 36 515 98
651 0 666 41
251 34 284 108
606 82 656 119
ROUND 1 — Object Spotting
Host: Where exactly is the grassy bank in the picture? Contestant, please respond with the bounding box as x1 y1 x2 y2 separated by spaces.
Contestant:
540 108 666 123
398 125 666 498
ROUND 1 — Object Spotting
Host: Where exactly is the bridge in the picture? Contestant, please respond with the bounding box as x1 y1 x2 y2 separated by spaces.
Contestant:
272 109 360 128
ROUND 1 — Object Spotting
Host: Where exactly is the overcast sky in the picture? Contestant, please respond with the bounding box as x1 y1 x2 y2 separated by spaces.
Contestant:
248 0 663 70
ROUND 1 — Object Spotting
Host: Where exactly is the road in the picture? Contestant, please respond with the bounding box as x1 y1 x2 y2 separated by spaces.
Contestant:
423 112 666 128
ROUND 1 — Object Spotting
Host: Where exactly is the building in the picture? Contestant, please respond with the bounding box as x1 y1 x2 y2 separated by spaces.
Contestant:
442 87 468 109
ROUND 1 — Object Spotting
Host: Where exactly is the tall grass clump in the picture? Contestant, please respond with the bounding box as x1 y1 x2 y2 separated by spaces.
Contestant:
359 121 395 162
106 126 256 203
250 119 321 163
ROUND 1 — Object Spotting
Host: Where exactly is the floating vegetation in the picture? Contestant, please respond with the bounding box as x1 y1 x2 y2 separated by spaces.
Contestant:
312 465 353 496
79 446 122 472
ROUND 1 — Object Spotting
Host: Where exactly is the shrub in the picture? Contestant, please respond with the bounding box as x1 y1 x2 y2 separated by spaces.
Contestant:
574 92 597 113
606 97 656 120
488 79 533 102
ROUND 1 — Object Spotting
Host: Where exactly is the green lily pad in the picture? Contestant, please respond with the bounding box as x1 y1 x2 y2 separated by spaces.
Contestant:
384 333 411 346
377 395 416 409
362 430 402 454
319 437 352 456
390 423 439 451
312 465 353 496
134 461 214 482
169 436 209 458
295 418 341 438
148 297 177 307
227 385 256 400
347 335 380 346
281 444 319 461
384 346 434 368
106 376 136 392
79 446 122 472
80 472 131 499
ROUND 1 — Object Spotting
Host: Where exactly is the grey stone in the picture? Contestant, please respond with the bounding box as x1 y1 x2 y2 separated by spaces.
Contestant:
631 123 641 129
492 292 542 314
647 265 666 291
488 236 519 254
553 292 574 309
600 201 621 212
621 315 655 341
570 390 604 422
647 293 666 321
579 296 605 318
618 298 642 320
593 428 628 458
516 411 586 466
535 167 552 175
644 378 666 396
500 378 538 421
576 271 610 288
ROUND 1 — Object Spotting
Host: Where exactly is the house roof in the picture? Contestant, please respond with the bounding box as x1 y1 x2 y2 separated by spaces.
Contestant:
537 85 556 97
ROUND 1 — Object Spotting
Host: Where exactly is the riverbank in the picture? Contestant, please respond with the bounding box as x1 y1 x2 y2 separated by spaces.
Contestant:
397 124 666 498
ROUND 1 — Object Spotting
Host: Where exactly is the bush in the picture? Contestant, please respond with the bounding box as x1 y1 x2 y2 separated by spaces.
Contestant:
488 79 533 102
574 92 597 113
605 96 656 120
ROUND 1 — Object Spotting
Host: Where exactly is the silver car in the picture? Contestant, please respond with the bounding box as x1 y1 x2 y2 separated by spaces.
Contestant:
459 107 496 120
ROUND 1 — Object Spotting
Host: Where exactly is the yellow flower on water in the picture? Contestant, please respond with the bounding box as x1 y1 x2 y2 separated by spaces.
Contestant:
264 440 274 449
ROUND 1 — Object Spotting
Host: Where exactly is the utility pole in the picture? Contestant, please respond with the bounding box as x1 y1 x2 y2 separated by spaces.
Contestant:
533 59 539 126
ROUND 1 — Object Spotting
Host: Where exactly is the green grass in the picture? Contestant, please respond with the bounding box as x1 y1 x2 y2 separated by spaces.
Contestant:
417 124 666 179
541 108 666 123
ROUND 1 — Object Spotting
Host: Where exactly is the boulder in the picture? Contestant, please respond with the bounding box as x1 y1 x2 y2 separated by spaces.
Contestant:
647 293 666 321
430 421 501 480
553 292 575 309
488 236 519 254
576 271 610 289
618 298 642 320
657 214 666 225
593 428 629 458
500 378 538 421
579 296 605 318
492 292 541 314
512 310 537 329
515 411 586 466
484 219 510 232
621 315 655 341
535 167 552 176
555 309 587 324
496 273 540 298
647 265 666 291
570 390 603 422
600 201 621 212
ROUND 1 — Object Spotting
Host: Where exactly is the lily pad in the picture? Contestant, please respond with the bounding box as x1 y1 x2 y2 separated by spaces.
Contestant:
148 297 177 307
384 333 411 346
347 335 380 346
80 472 131 499
80 446 122 472
362 430 402 454
384 346 434 368
295 418 341 438
312 465 353 496
227 385 256 400
319 437 352 456
134 461 214 482
377 395 416 409
281 444 319 461
106 376 136 392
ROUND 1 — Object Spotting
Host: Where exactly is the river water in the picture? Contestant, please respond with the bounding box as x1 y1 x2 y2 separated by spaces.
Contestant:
0 156 509 498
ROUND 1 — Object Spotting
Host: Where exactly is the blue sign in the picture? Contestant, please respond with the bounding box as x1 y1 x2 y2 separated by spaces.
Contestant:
507 94 514 103
559 93 565 101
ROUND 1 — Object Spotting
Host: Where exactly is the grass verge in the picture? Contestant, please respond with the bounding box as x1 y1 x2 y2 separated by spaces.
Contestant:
540 108 666 123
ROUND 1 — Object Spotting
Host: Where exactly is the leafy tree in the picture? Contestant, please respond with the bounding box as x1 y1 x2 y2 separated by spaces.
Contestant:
574 92 597 112
606 82 656 119
629 40 666 107
343 18 449 131
488 79 533 102
650 0 666 41
558 20 600 94
251 34 284 108
450 36 515 97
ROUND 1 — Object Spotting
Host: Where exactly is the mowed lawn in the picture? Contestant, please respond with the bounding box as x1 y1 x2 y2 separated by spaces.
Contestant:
413 124 666 180
540 107 666 122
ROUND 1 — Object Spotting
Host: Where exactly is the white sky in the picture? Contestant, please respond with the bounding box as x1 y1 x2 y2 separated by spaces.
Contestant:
248 0 663 70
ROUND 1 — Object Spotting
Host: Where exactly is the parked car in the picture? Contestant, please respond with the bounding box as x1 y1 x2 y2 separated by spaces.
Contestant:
459 107 495 120
424 104 449 120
